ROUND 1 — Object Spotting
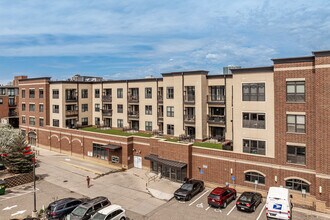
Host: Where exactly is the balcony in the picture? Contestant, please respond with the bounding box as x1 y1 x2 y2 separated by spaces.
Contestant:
184 114 195 123
102 95 112 102
158 112 164 122
184 94 195 104
102 109 113 117
158 95 163 103
66 96 78 102
8 102 17 107
128 95 139 103
128 111 139 119
243 120 265 129
207 95 225 104
8 112 18 117
208 115 225 125
65 110 79 117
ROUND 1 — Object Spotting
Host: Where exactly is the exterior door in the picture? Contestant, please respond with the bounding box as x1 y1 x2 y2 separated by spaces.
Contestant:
133 156 142 169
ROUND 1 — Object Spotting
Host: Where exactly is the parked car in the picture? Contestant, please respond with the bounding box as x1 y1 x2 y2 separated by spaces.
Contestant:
46 197 87 219
236 192 262 212
174 179 204 201
67 196 111 220
91 204 126 220
207 187 237 208
266 187 293 220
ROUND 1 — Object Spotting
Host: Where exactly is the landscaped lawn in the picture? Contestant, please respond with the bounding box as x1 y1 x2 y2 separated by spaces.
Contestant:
165 137 180 142
81 127 153 137
193 141 222 149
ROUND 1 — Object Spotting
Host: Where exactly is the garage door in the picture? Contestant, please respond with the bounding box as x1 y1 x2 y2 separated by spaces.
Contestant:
134 156 142 169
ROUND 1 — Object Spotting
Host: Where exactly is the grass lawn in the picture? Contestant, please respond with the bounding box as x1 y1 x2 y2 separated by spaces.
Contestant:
81 127 153 137
165 138 180 142
193 142 222 150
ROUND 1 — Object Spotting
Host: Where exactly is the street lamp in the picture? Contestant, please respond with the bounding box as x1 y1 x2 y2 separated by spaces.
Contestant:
32 152 37 218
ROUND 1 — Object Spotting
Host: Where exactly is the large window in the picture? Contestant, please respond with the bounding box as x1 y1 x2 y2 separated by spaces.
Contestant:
21 90 25 98
22 104 26 111
285 178 310 193
0 88 5 95
53 105 59 113
22 116 26 124
52 89 59 99
209 86 225 101
29 104 35 112
243 139 266 155
117 119 123 128
53 119 59 127
29 117 35 126
29 89 35 98
145 87 152 99
93 144 108 160
167 124 174 135
166 106 174 117
117 104 123 113
81 89 88 98
287 81 305 102
95 104 100 112
145 121 152 131
145 105 152 115
245 172 265 184
81 104 88 112
117 88 123 98
95 89 100 98
39 104 44 112
39 89 44 98
242 83 265 101
287 115 305 133
166 87 174 99
243 113 265 129
287 145 306 165
82 117 88 126
39 118 44 127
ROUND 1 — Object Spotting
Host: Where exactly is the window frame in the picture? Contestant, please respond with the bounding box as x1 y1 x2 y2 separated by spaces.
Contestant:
29 89 35 99
166 87 174 99
145 87 152 99
117 88 123 98
52 89 59 99
243 139 266 155
81 89 88 99
286 81 305 102
167 124 174 135
242 112 266 129
145 105 152 115
287 114 306 133
166 106 174 117
285 178 310 193
242 83 265 101
245 172 265 184
287 145 306 165
145 121 152 131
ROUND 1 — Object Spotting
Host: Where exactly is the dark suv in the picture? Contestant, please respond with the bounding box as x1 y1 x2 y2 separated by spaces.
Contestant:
67 196 111 220
46 197 87 219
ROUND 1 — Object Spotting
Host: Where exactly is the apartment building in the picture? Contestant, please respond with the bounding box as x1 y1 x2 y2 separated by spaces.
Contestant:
18 50 330 212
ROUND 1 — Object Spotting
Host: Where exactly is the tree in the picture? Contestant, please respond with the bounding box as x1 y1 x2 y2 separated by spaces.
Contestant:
0 124 20 153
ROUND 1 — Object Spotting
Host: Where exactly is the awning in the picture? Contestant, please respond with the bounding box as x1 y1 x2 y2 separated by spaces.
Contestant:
102 144 122 150
145 154 187 169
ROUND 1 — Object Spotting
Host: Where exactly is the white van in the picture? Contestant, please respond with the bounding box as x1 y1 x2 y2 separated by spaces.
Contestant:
266 187 293 220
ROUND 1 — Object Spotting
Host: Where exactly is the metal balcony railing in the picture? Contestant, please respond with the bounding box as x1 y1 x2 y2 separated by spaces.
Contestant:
65 110 79 117
207 115 225 125
184 94 195 104
128 111 139 118
66 96 78 102
102 109 113 116
128 95 139 103
184 114 195 123
102 95 112 102
207 95 225 104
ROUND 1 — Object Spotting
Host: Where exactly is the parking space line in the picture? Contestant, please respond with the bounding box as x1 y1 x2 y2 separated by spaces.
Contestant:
189 190 209 206
227 204 236 216
256 204 266 220
205 205 211 211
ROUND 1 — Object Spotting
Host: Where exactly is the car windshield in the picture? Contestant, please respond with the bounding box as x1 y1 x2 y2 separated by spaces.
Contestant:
71 206 87 217
91 212 107 220
209 194 220 200
180 183 193 191
239 194 252 202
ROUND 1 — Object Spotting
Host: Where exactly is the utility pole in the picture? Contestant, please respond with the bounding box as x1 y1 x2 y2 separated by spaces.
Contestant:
32 153 37 217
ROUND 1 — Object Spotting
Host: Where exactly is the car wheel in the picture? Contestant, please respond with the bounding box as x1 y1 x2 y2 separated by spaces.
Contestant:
253 205 256 212
223 202 227 208
120 217 126 220
187 195 191 201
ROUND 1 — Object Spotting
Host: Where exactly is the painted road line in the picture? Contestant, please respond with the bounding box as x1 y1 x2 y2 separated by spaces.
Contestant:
205 205 211 211
189 190 209 206
227 204 237 216
256 204 266 220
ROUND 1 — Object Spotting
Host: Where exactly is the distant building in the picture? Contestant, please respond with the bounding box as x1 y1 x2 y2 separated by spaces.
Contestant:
223 65 241 75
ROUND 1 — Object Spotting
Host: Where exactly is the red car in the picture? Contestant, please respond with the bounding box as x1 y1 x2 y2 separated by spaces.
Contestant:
207 187 237 208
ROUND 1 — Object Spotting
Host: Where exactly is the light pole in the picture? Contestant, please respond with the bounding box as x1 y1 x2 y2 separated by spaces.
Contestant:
32 153 37 217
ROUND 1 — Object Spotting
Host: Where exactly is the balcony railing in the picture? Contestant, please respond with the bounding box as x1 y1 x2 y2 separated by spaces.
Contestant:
158 95 163 103
184 114 195 123
128 95 139 103
8 102 17 107
102 109 113 116
66 96 78 102
184 94 195 104
102 95 112 102
207 115 225 125
65 110 79 117
207 95 225 104
128 111 139 118
8 112 18 117
243 120 265 129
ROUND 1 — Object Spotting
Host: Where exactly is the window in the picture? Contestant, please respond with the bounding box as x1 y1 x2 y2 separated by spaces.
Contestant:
81 89 88 98
117 88 123 98
39 104 44 112
95 104 100 112
145 87 152 99
167 124 174 135
117 119 123 128
29 117 35 126
53 119 59 127
8 88 15 96
81 104 88 112
245 172 265 184
117 104 123 113
287 145 306 165
39 89 44 98
22 90 26 98
22 116 26 124
145 105 152 115
82 117 88 126
166 106 174 117
95 117 100 126
0 88 5 95
242 83 265 101
287 115 305 133
243 113 265 129
29 89 35 98
285 178 310 193
93 143 108 160
52 89 59 99
22 103 26 111
39 118 44 127
166 87 174 99
185 86 195 102
29 104 35 112
145 121 152 131
111 156 120 163
95 89 100 98
243 139 266 155
53 105 59 113
287 81 305 102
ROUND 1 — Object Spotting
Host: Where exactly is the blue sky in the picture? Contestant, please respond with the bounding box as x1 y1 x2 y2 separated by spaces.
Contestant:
1 0 330 84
